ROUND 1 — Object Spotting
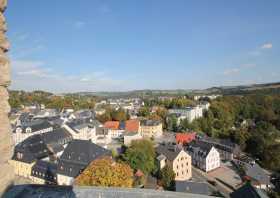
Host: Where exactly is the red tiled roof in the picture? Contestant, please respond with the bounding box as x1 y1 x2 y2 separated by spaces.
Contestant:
104 121 120 130
125 119 140 132
176 132 196 144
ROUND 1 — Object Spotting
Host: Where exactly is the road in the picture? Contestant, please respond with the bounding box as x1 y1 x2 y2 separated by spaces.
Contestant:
192 167 232 198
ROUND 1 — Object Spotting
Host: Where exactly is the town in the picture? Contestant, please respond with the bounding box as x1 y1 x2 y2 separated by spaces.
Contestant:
7 91 276 198
1 1 280 197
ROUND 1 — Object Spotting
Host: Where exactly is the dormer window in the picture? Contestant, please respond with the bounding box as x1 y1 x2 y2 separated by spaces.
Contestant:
26 127 32 133
17 152 23 159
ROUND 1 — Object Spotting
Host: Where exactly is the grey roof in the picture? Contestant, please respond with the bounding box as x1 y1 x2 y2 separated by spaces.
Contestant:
12 128 72 163
245 163 270 185
57 140 111 177
186 141 213 158
15 119 53 133
176 181 210 195
12 135 50 163
67 118 94 133
4 185 216 198
141 120 162 126
197 135 240 154
156 154 166 161
230 183 269 198
42 128 72 145
156 145 182 161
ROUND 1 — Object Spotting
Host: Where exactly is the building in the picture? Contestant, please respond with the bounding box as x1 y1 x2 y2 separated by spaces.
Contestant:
168 106 203 123
140 120 163 138
230 182 269 198
197 135 240 161
69 109 94 120
243 163 271 189
57 140 111 185
123 132 143 146
176 133 196 145
31 160 58 184
9 128 72 181
125 119 140 132
16 112 33 126
199 102 210 111
9 135 50 179
176 181 210 196
103 119 140 140
63 119 96 141
33 109 59 119
13 119 54 145
156 145 192 181
104 121 124 138
186 141 220 172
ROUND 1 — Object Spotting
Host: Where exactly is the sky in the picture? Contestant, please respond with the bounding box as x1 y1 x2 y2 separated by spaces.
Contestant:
6 0 280 93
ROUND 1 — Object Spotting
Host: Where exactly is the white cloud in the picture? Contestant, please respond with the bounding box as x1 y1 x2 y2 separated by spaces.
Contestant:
261 43 273 49
223 63 257 76
249 42 273 56
223 68 240 75
10 59 124 93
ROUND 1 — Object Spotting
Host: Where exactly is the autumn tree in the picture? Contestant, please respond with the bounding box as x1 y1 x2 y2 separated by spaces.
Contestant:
75 157 133 187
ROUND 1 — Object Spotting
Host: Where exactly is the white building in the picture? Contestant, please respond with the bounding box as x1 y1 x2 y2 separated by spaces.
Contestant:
13 120 53 145
186 141 220 172
168 106 203 123
63 120 96 142
123 132 142 146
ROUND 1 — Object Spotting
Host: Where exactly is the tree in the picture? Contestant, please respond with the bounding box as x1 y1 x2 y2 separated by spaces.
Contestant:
159 165 175 190
167 114 178 132
122 139 155 174
75 157 133 187
111 108 128 121
138 106 150 117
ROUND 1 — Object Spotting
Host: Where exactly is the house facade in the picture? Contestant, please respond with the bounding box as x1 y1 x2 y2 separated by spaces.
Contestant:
140 120 163 138
186 141 220 172
156 145 192 181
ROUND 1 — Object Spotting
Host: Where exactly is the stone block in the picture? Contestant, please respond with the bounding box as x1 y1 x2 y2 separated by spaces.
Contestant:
0 33 9 52
0 0 7 12
0 55 10 86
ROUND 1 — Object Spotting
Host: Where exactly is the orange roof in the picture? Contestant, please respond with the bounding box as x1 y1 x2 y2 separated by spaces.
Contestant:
125 119 140 132
176 132 196 144
104 121 120 130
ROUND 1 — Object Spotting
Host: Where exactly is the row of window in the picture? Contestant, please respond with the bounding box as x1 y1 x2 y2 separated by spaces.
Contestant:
32 170 56 180
176 169 189 177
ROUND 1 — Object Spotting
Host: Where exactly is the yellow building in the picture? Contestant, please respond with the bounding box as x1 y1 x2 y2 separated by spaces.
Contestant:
156 145 192 181
140 120 163 138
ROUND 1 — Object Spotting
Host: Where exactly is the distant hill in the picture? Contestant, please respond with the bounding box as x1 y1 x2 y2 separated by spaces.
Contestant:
9 81 280 98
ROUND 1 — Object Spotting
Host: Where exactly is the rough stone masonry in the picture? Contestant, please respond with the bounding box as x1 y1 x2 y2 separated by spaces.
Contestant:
0 0 14 194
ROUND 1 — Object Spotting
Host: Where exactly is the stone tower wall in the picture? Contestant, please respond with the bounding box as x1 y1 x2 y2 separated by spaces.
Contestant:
0 0 14 194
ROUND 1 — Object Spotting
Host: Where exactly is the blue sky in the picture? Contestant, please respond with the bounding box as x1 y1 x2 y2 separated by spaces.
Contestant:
7 0 280 92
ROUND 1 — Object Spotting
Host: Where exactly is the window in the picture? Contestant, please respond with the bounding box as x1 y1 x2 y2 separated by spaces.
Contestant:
176 172 179 176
